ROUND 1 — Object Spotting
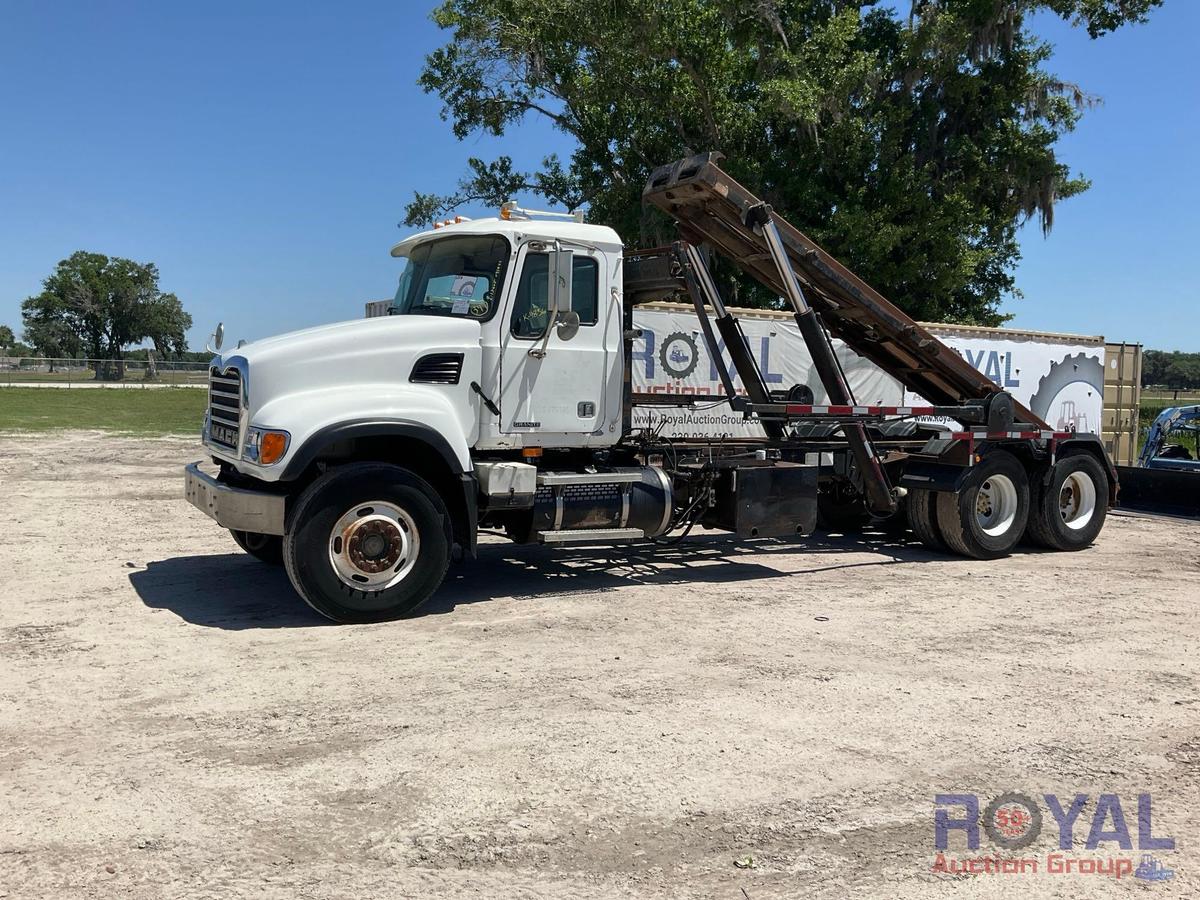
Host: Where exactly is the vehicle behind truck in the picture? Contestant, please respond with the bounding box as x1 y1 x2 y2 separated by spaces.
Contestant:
185 153 1117 623
1113 405 1200 517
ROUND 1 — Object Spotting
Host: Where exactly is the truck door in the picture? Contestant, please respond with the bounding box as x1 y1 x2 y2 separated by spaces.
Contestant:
498 246 608 440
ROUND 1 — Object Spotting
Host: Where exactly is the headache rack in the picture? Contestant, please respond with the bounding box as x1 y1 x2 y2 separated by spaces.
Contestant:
625 151 1053 515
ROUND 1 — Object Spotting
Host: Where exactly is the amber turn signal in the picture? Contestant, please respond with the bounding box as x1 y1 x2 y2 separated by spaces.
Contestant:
260 431 289 465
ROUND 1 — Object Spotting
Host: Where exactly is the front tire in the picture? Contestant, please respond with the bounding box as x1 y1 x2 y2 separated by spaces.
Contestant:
1025 453 1107 551
935 451 1030 559
283 463 451 623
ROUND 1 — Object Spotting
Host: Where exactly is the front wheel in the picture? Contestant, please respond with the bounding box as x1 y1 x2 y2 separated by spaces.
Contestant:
283 463 451 623
935 450 1030 559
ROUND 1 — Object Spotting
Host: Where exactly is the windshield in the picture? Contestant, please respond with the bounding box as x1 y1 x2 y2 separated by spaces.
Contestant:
390 234 511 320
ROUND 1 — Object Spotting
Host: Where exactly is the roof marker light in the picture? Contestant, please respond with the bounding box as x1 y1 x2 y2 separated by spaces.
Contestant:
499 200 583 223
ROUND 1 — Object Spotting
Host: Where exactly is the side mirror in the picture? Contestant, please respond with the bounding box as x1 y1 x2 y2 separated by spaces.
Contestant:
527 247 575 360
206 322 225 354
556 310 581 341
548 248 573 316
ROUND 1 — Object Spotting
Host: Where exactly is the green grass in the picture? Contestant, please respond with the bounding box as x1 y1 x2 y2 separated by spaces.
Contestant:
1141 390 1200 407
1141 398 1200 426
0 387 207 434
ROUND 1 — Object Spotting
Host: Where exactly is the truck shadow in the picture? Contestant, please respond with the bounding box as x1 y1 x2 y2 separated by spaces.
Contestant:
129 555 327 629
129 530 946 629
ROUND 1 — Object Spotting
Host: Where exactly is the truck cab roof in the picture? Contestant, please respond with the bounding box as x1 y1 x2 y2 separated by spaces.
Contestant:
390 216 623 258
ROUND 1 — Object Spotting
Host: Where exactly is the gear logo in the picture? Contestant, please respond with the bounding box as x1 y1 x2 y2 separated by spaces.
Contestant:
981 792 1043 850
1029 352 1104 433
659 332 700 380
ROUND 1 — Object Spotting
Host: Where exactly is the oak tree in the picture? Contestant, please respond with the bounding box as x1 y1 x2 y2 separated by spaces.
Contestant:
21 252 192 378
410 0 1161 324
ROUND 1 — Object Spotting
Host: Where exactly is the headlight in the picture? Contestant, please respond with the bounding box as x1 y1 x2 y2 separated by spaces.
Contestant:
244 426 291 465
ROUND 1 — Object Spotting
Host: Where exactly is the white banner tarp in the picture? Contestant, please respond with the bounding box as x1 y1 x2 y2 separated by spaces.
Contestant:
631 308 1104 438
902 333 1104 433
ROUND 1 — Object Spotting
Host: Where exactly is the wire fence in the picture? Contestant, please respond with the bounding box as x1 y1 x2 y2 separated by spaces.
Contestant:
0 357 209 387
1141 389 1200 406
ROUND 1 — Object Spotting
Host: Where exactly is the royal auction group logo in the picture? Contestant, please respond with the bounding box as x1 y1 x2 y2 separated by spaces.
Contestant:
658 332 700 380
933 792 1175 881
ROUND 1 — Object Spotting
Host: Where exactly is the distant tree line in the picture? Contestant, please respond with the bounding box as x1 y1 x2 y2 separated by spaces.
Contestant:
1142 350 1200 391
3 251 195 378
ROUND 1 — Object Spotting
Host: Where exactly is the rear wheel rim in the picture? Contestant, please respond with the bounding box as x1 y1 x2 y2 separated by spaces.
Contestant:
1058 471 1097 530
975 474 1018 537
328 501 420 591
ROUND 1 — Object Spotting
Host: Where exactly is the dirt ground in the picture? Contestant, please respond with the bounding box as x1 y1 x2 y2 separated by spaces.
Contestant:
1 431 1198 899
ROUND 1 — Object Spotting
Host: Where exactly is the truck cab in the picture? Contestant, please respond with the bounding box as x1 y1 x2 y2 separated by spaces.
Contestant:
187 210 647 623
199 213 626 488
389 216 625 450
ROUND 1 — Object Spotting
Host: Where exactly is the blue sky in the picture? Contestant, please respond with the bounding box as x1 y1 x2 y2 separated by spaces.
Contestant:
1 2 1196 351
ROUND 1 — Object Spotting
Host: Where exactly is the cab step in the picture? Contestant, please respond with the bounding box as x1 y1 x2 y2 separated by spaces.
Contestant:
536 528 645 544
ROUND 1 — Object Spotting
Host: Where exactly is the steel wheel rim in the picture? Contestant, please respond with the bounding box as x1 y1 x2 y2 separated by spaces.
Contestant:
1059 471 1096 531
328 501 420 591
975 474 1018 537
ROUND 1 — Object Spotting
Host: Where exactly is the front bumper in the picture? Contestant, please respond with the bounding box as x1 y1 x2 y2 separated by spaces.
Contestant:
184 462 286 536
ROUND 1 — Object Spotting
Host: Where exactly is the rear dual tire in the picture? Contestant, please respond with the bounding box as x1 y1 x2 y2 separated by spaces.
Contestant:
907 450 1107 558
908 451 1030 559
935 451 1030 559
906 487 946 550
1024 453 1107 551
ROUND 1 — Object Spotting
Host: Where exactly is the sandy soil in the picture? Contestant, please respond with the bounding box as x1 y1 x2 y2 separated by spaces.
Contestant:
1 431 1198 899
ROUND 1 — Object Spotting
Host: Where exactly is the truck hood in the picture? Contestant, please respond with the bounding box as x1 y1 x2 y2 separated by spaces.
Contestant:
214 315 483 419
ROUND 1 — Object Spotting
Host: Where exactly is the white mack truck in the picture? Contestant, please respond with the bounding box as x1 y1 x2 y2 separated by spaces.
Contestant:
185 154 1117 623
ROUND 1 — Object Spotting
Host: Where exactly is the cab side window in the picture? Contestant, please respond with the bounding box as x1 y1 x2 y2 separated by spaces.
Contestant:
510 253 599 338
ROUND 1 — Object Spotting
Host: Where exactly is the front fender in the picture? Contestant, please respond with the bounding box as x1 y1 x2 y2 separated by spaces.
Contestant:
246 384 476 482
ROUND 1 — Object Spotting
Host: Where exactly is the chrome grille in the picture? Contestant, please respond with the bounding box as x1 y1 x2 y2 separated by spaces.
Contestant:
208 366 242 450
